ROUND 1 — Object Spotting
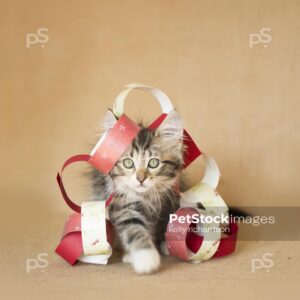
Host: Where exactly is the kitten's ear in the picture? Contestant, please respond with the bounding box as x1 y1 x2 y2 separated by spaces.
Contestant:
103 110 117 131
155 110 183 141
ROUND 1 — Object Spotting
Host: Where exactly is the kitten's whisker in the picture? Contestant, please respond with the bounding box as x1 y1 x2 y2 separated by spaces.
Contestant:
154 186 162 222
156 182 177 213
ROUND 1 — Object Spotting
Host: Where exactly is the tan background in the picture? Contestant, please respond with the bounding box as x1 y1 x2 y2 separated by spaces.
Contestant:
0 0 299 299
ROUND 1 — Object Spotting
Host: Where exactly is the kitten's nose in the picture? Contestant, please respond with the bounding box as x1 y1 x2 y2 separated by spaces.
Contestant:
136 169 147 184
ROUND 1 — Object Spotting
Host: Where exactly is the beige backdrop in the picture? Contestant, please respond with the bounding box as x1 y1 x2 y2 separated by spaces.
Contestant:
1 0 299 217
1 1 300 299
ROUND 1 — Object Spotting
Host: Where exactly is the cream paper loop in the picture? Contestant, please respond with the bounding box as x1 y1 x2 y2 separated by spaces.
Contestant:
180 153 228 215
113 83 174 118
179 153 228 262
79 201 112 265
181 184 228 217
201 153 220 189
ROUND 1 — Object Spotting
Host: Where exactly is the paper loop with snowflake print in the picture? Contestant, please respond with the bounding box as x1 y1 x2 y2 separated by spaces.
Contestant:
89 114 141 174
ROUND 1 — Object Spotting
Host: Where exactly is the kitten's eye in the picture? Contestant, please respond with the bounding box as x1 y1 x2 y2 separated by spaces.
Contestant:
148 158 159 169
123 158 134 169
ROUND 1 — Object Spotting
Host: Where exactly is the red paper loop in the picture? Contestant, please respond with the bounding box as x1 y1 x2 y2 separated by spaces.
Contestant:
165 208 238 261
57 154 115 213
89 114 141 174
186 221 238 258
57 155 91 213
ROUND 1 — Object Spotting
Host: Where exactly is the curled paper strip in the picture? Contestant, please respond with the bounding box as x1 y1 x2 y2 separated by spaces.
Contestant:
113 83 174 118
81 201 111 256
55 83 238 266
165 208 238 262
55 212 114 265
164 154 237 262
187 222 238 258
165 207 221 262
89 114 141 174
55 213 82 265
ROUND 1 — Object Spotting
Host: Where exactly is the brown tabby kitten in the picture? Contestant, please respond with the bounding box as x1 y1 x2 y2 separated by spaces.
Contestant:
89 110 184 274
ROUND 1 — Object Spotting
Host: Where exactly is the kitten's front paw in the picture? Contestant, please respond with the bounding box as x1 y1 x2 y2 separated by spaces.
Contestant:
130 248 160 274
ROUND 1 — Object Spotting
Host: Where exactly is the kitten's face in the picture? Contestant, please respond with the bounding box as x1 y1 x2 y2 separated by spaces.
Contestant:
106 111 184 195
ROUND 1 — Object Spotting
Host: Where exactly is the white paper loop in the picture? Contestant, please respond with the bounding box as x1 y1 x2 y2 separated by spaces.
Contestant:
79 201 112 264
179 153 228 262
180 153 226 213
113 83 174 117
201 153 220 189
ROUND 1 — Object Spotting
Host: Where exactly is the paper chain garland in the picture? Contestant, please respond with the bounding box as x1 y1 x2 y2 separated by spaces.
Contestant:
55 83 238 265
